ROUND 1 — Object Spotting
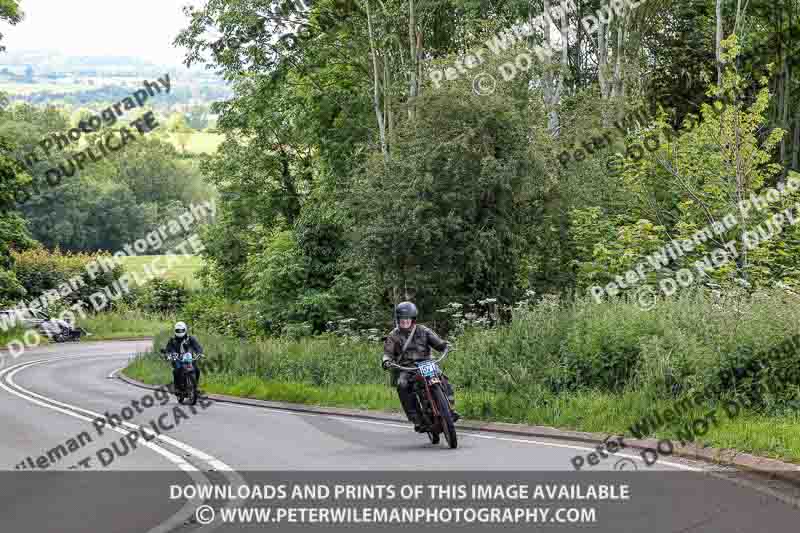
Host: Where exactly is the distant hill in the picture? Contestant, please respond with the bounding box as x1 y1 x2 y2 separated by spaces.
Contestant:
0 50 231 108
0 50 158 72
0 49 211 75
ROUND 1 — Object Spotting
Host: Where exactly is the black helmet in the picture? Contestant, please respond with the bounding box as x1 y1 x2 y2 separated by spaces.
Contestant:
395 301 418 319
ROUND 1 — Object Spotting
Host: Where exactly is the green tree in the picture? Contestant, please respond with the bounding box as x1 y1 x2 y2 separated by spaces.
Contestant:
0 104 39 304
0 0 22 52
167 112 193 153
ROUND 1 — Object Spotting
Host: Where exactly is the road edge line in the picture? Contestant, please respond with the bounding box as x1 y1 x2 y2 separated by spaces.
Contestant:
116 371 800 487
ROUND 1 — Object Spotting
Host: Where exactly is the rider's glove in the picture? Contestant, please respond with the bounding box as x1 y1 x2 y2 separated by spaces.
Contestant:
381 359 392 370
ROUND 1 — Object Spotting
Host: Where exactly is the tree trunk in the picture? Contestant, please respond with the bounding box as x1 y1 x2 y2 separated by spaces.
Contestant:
716 0 723 85
541 0 562 137
780 57 789 178
384 57 393 142
792 111 800 171
612 16 625 100
407 0 417 121
365 0 388 162
597 19 608 99
596 17 612 127
575 0 582 87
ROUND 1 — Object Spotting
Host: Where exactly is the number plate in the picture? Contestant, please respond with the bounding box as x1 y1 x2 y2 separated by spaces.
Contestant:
416 361 439 378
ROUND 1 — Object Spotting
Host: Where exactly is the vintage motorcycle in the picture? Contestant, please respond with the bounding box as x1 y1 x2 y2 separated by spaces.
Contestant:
387 347 458 449
160 349 200 405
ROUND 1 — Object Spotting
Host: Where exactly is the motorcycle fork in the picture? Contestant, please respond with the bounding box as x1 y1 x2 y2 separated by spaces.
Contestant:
421 378 439 417
181 367 193 390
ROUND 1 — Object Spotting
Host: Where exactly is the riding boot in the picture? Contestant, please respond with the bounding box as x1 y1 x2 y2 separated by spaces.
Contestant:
442 375 460 422
172 368 181 393
398 386 418 421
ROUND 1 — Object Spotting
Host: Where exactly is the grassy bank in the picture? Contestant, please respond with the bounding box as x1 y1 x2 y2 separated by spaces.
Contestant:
123 290 800 463
118 255 203 287
125 351 800 463
81 310 175 340
0 325 53 349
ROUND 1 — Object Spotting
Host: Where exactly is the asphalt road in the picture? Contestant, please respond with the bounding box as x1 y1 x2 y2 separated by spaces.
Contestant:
1 340 799 533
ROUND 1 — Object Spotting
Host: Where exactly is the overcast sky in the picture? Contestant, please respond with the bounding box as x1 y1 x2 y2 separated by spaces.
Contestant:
1 0 207 66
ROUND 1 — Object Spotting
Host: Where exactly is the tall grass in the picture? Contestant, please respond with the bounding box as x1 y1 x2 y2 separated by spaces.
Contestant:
81 309 177 339
0 326 50 348
124 289 800 462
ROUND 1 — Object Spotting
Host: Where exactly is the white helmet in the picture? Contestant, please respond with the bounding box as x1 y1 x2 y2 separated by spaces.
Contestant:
174 321 187 338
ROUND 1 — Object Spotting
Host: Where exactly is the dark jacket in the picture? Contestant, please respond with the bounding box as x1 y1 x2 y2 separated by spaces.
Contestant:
165 334 203 356
382 324 448 366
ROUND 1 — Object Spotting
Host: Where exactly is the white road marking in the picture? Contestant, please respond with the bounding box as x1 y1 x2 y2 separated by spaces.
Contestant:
0 355 246 533
246 402 703 471
2 359 193 469
9 345 797 514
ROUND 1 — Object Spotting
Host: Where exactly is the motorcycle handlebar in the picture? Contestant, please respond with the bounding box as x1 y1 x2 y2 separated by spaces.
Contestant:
162 352 203 361
385 346 450 371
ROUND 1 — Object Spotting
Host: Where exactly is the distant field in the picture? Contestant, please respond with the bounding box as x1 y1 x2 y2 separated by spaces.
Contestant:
167 132 225 154
119 255 204 288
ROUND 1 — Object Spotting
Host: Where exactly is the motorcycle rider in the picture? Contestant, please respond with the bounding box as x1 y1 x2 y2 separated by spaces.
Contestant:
382 302 460 432
164 321 203 392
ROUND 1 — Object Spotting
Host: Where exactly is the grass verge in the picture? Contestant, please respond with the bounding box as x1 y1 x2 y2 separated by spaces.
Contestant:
81 310 175 340
122 290 800 464
123 335 800 465
0 326 52 351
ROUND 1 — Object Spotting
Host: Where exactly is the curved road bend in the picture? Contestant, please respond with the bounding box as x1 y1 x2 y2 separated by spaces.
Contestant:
0 341 798 532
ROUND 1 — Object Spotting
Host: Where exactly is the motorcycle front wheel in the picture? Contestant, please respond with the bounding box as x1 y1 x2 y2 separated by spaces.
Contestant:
185 373 198 405
432 386 457 449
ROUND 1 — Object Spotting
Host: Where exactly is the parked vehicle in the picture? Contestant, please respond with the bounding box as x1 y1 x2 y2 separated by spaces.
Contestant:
0 308 89 342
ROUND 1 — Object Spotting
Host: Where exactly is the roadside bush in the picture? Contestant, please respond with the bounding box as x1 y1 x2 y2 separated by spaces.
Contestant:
136 278 189 313
181 291 261 339
12 248 123 308
0 268 25 307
